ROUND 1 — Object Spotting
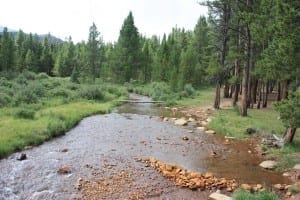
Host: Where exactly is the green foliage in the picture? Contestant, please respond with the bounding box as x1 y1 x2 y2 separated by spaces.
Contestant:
208 108 286 139
274 90 300 129
0 93 11 107
232 189 279 200
13 108 35 119
36 72 49 79
115 11 141 82
79 85 104 101
183 84 195 96
0 74 127 158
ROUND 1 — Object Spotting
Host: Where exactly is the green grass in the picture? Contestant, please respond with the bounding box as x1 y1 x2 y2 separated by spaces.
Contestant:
177 86 215 107
0 72 128 158
208 107 287 139
268 141 300 170
0 101 118 158
232 189 280 200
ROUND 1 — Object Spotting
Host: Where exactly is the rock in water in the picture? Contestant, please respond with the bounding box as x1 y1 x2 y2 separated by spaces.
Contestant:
57 166 72 174
209 192 232 200
205 130 216 134
259 160 277 169
197 127 206 131
17 153 27 161
293 164 300 170
174 118 188 126
182 136 189 141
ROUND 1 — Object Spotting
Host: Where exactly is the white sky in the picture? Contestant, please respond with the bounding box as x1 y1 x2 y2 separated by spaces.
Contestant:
0 0 207 43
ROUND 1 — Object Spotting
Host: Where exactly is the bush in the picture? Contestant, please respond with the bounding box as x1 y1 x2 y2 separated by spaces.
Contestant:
15 73 28 85
79 86 104 101
0 77 12 87
0 93 11 107
49 87 74 98
184 84 195 96
36 72 49 79
14 108 35 119
14 88 39 105
22 70 36 80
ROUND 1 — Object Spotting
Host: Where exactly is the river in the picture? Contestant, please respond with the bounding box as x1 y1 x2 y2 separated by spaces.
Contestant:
0 94 289 199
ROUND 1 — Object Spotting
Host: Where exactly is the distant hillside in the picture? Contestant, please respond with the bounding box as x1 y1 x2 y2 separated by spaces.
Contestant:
0 25 63 43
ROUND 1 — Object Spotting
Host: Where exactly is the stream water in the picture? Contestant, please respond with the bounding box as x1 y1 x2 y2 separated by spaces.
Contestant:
0 94 290 199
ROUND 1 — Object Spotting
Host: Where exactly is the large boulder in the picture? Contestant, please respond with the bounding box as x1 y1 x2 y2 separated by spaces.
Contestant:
259 160 277 169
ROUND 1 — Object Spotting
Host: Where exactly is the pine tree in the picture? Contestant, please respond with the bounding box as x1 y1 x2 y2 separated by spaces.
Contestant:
86 22 102 81
0 27 15 71
25 49 38 72
116 11 141 82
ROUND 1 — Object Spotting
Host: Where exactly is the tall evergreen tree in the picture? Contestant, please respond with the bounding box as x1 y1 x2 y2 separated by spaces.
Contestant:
0 27 15 71
86 23 103 81
116 11 141 82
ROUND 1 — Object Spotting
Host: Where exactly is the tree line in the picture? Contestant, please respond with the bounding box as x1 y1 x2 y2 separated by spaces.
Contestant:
0 1 299 142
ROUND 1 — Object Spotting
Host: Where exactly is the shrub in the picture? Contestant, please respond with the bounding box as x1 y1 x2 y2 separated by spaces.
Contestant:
79 86 104 101
0 93 11 107
0 77 12 87
65 82 79 91
14 87 39 105
16 73 28 85
36 72 49 79
184 84 195 96
49 87 74 98
13 108 35 119
22 70 36 80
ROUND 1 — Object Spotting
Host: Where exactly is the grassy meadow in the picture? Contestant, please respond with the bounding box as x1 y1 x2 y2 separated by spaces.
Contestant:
0 71 127 158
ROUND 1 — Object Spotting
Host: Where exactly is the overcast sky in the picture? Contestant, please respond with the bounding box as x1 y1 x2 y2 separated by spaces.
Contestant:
0 0 207 43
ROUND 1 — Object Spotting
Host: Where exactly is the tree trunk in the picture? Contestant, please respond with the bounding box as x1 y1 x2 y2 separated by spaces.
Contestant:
214 82 221 109
229 84 234 98
252 79 258 104
284 127 297 144
223 82 230 98
281 80 288 100
257 80 262 109
233 42 240 106
263 81 269 108
277 82 281 101
240 24 251 117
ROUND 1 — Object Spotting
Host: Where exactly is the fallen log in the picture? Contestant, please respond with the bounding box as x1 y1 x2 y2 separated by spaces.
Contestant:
116 100 165 104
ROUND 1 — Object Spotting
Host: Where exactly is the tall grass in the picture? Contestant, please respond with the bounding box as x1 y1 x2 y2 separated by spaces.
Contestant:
233 190 280 200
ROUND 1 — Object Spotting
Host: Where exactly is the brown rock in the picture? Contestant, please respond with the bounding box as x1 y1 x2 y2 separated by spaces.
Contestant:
24 146 33 150
273 184 284 190
57 166 72 174
17 153 27 161
256 184 263 190
60 148 69 152
175 118 188 126
205 172 214 179
165 164 174 172
205 130 216 134
182 135 189 141
241 184 252 191
197 126 206 131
